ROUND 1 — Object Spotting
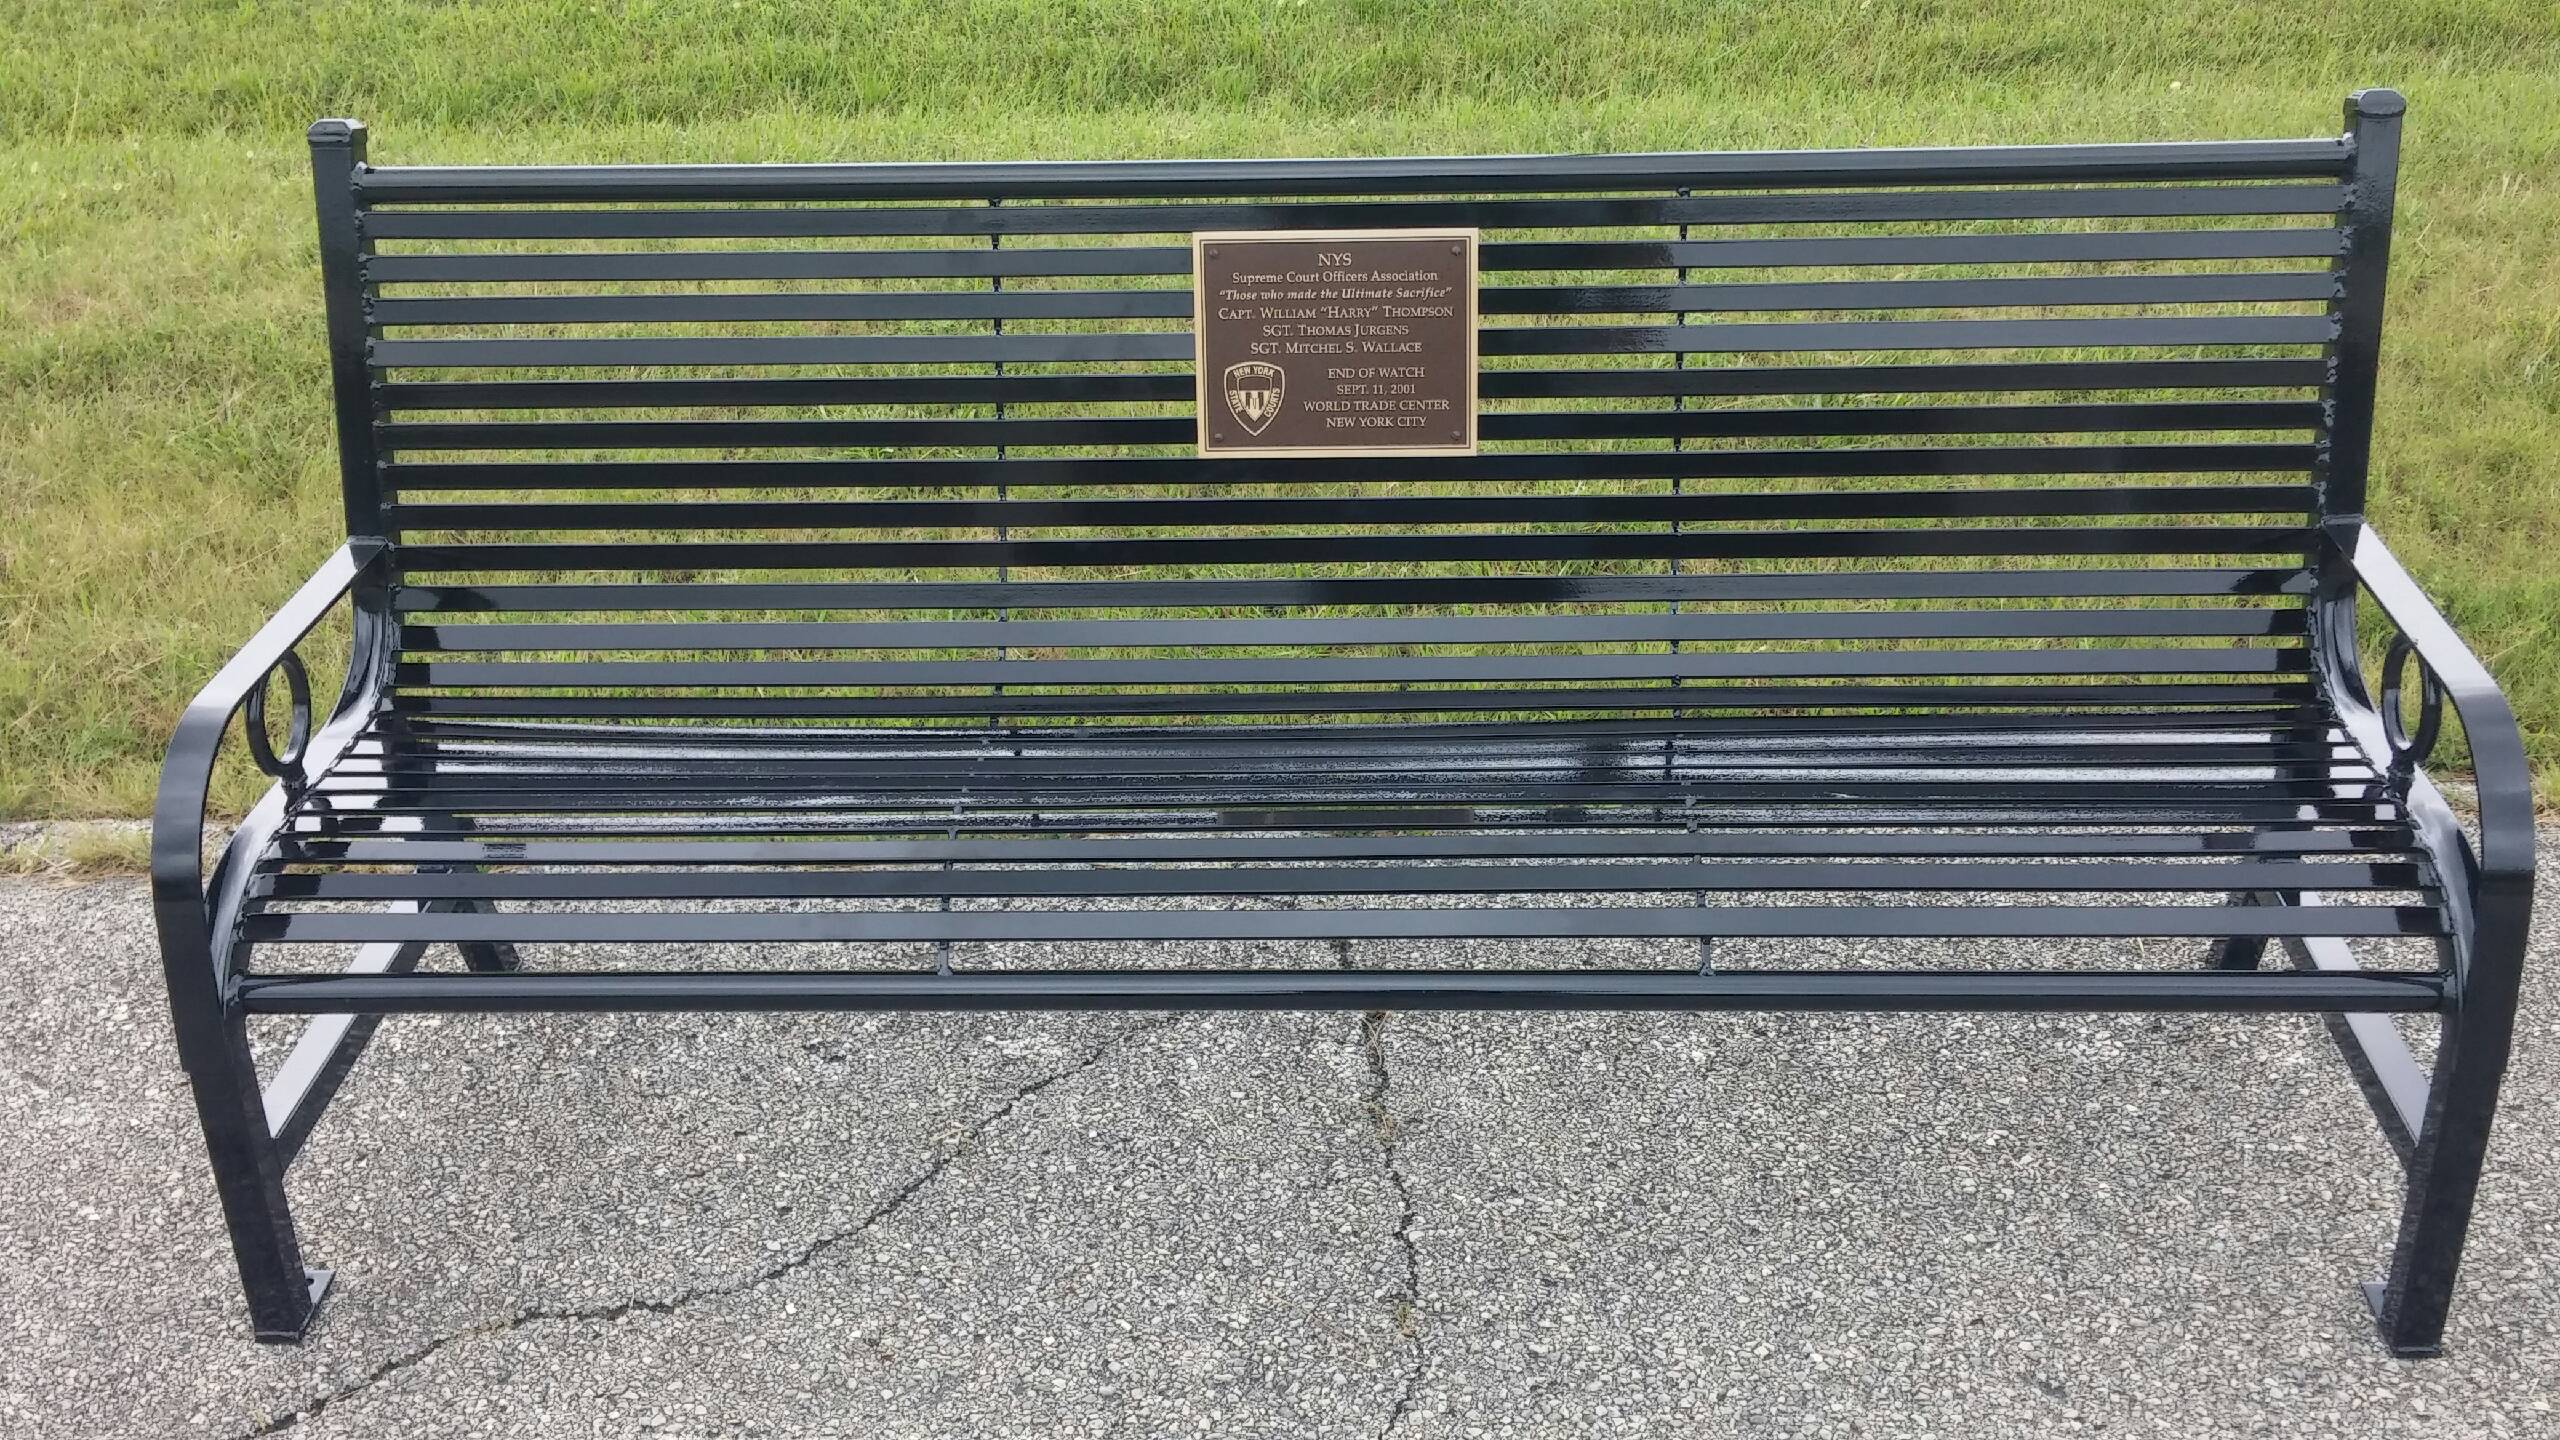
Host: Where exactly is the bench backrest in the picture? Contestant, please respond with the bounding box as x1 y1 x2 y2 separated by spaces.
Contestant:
311 93 2402 730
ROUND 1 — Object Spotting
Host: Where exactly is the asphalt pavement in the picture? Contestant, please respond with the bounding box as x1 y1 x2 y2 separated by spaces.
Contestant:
1 833 2554 1438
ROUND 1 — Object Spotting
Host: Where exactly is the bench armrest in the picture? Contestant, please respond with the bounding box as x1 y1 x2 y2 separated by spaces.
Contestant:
2320 524 2536 893
151 540 390 962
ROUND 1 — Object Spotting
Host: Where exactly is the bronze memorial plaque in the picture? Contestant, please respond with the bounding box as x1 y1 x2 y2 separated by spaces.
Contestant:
1193 229 1478 457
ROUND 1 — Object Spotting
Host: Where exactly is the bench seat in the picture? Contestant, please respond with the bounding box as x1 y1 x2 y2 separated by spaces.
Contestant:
245 708 2437 953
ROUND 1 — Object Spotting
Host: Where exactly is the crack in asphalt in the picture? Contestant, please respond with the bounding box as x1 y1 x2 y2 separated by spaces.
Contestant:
1361 1008 1425 1438
234 1016 1174 1438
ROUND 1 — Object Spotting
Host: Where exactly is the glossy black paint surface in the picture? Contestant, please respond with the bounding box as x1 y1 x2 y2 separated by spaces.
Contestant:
152 92 2530 1356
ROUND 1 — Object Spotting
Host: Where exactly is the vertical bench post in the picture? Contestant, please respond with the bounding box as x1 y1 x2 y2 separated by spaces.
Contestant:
2317 89 2525 1358
310 118 383 541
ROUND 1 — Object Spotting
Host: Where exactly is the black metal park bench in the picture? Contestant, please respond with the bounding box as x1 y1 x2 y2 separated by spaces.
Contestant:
155 90 2533 1354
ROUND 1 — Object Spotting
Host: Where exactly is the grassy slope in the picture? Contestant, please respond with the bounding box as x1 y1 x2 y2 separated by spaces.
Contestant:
3 1 2556 815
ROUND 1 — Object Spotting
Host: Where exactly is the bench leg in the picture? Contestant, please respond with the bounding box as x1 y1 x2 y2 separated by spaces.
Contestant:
2209 934 2269 970
176 1005 331 1342
454 903 521 976
2365 931 2527 1358
423 864 519 972
2208 890 2277 970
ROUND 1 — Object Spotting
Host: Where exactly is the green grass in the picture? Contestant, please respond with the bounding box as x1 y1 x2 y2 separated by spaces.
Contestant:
4 1 2557 816
0 822 154 876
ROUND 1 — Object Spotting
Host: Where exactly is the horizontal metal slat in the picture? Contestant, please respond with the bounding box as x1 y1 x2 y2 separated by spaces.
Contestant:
304 809 2396 840
400 647 2310 690
289 793 2375 833
393 524 2315 573
238 901 2432 947
300 787 2381 827
387 485 2314 536
381 444 2315 493
312 776 2361 813
366 706 2337 753
382 680 2322 721
229 966 2441 1016
383 414 1189 451
254 859 2419 904
369 272 2335 328
360 185 2347 240
351 716 2354 754
374 359 2329 412
335 747 2366 789
374 287 1189 326
377 401 2323 453
1417 401 2316 442
337 717 2354 756
1490 272 2337 313
369 332 1191 369
390 568 2313 613
368 245 1188 284
295 805 2370 842
1490 229 2344 271
351 140 2352 204
1481 315 2335 357
363 229 2344 286
369 316 2333 369
275 828 2420 869
231 966 2440 1016
345 709 2354 749
380 373 1187 410
399 606 2305 653
365 703 2338 741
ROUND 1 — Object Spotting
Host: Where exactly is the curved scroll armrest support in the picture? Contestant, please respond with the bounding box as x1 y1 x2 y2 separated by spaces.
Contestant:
2321 525 2536 898
151 540 389 989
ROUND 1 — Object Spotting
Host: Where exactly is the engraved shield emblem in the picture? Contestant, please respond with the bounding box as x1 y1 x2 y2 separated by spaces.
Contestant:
1222 361 1286 436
